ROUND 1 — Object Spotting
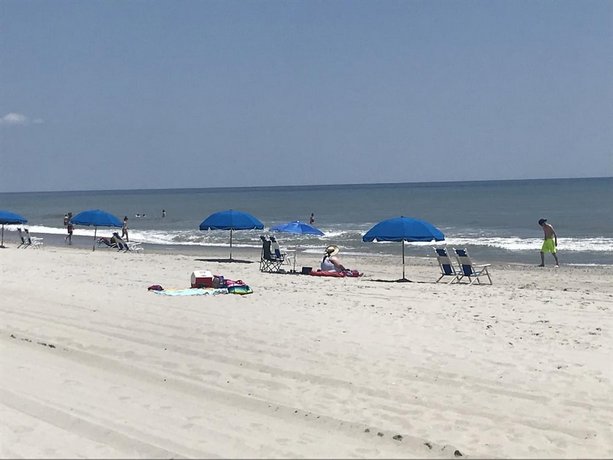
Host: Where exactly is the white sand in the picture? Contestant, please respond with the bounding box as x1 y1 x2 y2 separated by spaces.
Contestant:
1 245 612 458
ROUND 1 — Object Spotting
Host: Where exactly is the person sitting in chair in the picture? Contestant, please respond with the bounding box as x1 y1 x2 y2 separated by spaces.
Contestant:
17 228 28 248
112 232 129 251
97 236 115 248
321 245 349 272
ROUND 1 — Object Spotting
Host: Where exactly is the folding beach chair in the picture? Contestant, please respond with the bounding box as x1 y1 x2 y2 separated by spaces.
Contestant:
434 247 459 283
259 236 285 273
24 229 43 249
17 228 29 248
269 236 291 267
453 248 492 285
124 241 143 252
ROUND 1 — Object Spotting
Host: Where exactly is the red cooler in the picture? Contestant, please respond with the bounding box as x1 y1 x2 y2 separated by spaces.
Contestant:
191 270 213 288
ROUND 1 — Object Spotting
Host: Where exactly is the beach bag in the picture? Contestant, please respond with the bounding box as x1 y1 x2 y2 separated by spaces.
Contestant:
213 275 226 288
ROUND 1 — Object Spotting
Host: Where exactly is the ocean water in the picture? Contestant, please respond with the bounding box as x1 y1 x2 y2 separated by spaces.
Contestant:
1 178 612 265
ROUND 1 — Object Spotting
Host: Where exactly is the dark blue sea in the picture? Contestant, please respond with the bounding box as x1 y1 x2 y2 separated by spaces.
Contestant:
1 178 612 265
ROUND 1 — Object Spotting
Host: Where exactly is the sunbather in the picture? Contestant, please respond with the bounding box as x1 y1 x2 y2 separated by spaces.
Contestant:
112 232 129 251
97 236 115 248
320 245 349 272
98 233 129 251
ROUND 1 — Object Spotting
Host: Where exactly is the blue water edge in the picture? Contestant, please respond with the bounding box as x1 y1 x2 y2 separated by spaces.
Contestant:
1 177 612 265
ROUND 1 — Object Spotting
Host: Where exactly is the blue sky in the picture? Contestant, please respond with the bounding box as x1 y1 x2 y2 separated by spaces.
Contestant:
1 0 611 192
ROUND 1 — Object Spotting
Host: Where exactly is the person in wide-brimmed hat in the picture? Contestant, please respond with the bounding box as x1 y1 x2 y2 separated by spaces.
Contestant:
320 245 348 272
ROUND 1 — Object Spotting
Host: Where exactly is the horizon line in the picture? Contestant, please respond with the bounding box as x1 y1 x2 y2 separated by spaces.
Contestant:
1 175 611 195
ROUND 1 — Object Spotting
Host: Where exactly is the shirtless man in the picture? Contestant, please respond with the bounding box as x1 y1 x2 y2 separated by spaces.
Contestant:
538 218 559 267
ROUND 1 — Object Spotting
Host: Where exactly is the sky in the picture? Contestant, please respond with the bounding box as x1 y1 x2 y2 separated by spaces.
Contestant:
1 0 611 192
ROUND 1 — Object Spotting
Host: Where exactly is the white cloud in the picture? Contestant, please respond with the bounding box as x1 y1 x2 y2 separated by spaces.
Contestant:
0 112 43 126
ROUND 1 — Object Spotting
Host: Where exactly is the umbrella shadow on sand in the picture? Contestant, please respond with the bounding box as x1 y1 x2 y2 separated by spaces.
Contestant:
369 278 429 284
194 258 254 264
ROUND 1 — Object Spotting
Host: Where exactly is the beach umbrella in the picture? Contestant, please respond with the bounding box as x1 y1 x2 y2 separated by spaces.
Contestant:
0 210 28 248
199 209 264 260
270 220 325 272
362 216 445 282
71 209 123 251
270 220 324 236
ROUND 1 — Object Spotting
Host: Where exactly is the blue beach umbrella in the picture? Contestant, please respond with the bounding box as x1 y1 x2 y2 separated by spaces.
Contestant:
71 209 123 251
363 216 445 282
199 209 264 260
270 220 325 272
270 221 324 236
0 210 28 248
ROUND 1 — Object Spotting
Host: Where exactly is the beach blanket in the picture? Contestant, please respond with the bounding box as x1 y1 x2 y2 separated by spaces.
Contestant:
152 288 229 296
148 277 253 296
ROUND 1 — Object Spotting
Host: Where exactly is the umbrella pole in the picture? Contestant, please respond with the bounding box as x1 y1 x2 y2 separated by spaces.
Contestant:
402 240 405 279
229 229 233 260
399 240 411 282
93 227 97 251
0 224 5 248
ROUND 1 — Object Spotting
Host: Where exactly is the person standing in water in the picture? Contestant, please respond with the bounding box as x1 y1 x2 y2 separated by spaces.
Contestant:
65 212 73 245
309 213 315 225
538 218 559 267
121 216 129 242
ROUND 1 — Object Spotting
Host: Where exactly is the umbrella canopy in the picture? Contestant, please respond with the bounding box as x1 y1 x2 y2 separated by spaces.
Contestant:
199 209 264 260
0 210 28 248
363 216 445 282
270 220 325 272
270 220 324 236
71 209 123 251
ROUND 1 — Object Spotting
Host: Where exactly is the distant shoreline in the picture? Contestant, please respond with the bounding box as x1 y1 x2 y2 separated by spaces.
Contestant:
1 175 611 195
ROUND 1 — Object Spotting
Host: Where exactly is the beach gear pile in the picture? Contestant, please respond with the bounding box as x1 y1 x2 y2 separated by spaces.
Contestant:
148 270 253 296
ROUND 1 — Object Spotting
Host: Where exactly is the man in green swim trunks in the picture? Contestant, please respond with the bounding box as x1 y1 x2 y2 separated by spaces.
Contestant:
538 218 559 267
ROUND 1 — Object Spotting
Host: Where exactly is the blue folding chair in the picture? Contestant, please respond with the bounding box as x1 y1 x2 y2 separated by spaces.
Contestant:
434 247 460 283
453 248 493 285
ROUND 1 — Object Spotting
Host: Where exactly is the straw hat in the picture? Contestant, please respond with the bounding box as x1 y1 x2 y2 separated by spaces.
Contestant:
325 245 340 256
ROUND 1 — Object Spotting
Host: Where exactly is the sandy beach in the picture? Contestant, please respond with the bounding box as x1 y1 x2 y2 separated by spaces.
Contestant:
1 243 612 458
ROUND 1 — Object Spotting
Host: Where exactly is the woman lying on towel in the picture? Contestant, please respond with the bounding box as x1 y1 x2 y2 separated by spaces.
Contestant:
311 245 362 277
